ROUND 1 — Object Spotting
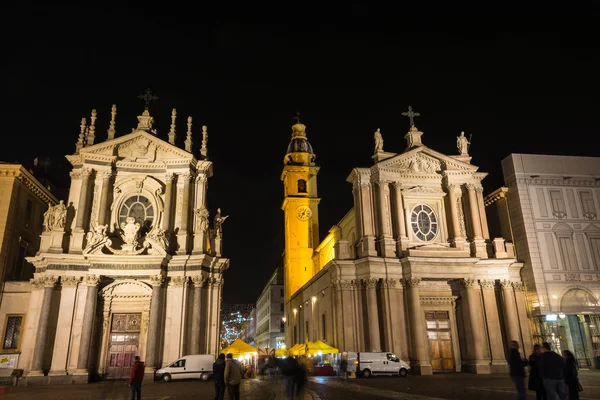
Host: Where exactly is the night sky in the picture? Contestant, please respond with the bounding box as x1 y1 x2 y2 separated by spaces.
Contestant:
2 4 599 303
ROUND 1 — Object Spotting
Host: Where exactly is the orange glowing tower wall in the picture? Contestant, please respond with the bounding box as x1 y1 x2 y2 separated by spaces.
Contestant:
281 121 320 303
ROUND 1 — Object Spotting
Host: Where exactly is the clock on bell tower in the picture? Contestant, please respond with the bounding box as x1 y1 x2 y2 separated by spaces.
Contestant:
281 120 320 303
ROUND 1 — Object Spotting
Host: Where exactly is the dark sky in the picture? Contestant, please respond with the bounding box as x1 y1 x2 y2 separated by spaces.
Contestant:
2 3 599 303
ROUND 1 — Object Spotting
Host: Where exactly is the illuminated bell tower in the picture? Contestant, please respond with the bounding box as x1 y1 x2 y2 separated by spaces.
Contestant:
281 120 320 303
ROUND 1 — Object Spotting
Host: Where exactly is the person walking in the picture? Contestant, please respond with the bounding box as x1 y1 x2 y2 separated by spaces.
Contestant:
528 344 547 400
339 357 348 383
295 356 307 400
539 342 566 400
562 350 581 400
224 353 242 400
128 356 144 400
282 357 298 400
213 354 226 400
509 340 528 400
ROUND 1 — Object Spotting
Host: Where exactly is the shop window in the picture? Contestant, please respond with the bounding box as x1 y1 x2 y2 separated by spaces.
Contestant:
2 315 24 351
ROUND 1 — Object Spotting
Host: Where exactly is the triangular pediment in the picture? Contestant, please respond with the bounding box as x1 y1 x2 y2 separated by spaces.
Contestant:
376 146 478 173
79 131 195 163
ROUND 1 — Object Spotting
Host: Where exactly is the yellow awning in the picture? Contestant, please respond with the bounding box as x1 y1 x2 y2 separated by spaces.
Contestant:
307 340 339 355
275 348 288 357
220 339 258 358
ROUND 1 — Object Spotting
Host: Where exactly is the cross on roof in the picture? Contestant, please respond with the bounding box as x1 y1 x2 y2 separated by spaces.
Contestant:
401 105 420 127
137 89 159 110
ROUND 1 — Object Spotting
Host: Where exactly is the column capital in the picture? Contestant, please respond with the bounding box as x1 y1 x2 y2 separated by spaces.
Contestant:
149 275 165 287
512 282 525 291
401 277 421 288
165 172 176 182
195 174 207 184
179 172 194 182
499 279 514 289
391 181 403 190
85 274 101 286
170 276 188 287
101 169 114 179
478 279 496 289
191 275 206 288
362 278 378 289
332 279 353 291
444 182 460 192
61 276 82 287
379 278 397 288
30 278 45 290
458 278 477 288
42 275 59 288
80 167 93 178
359 182 371 190
466 183 482 192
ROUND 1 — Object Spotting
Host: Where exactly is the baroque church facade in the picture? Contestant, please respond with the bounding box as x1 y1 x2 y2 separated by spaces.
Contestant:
282 112 531 375
0 101 228 383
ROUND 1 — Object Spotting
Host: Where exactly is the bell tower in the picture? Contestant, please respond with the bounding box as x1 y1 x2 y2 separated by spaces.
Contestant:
281 120 320 303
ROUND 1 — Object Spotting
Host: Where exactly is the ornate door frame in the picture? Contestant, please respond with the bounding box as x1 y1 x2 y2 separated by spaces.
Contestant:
420 296 461 372
97 280 152 377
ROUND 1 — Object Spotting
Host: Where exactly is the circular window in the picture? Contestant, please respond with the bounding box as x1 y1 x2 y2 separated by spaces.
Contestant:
411 205 438 242
119 195 154 231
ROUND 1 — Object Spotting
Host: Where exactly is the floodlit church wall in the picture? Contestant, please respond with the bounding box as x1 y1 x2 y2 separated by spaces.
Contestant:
0 282 32 377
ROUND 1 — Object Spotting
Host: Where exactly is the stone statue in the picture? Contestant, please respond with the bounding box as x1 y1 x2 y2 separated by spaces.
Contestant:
83 224 111 254
194 207 210 233
213 208 229 238
43 202 54 232
43 200 67 232
374 128 384 153
145 227 169 255
120 216 140 251
457 131 470 155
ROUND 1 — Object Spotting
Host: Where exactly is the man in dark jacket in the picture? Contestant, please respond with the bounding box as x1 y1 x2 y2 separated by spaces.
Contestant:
539 342 566 400
509 340 528 400
213 354 226 400
129 356 144 400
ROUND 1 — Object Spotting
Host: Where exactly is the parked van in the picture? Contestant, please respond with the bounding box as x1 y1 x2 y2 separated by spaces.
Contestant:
355 352 410 378
156 354 214 382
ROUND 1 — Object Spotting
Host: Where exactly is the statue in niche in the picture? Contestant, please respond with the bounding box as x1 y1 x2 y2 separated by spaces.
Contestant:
374 128 384 153
213 208 229 238
457 131 470 155
195 207 210 233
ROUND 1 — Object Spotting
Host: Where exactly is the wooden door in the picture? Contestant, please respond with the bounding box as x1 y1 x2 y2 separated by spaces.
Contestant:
106 313 141 379
425 311 455 372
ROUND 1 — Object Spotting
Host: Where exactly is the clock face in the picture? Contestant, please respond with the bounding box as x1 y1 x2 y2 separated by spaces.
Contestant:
410 204 438 241
296 206 312 221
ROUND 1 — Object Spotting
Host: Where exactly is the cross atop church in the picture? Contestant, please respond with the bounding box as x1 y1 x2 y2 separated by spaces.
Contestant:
137 89 159 110
401 105 420 128
294 110 301 124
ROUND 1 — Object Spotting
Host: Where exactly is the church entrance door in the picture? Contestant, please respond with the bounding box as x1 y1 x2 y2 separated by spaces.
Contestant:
106 313 142 379
425 311 455 372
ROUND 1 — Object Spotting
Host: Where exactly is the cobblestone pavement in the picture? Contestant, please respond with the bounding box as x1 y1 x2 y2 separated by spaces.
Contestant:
310 370 600 400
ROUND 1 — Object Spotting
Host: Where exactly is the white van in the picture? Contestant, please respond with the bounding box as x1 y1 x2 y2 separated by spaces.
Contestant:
355 352 410 378
156 354 214 382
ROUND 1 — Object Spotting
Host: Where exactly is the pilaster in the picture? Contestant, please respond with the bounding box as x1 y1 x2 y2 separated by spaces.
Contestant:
71 168 93 253
375 182 396 257
445 183 467 251
363 278 381 351
402 277 432 375
176 173 192 254
49 276 82 376
467 184 487 258
356 183 377 257
459 278 490 374
391 182 409 255
479 279 508 373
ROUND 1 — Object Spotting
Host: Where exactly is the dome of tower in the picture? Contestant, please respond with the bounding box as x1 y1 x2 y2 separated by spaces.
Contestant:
286 138 314 154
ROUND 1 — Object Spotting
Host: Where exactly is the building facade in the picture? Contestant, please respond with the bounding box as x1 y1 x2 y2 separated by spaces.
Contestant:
254 267 284 350
282 118 531 375
0 104 229 384
486 154 600 368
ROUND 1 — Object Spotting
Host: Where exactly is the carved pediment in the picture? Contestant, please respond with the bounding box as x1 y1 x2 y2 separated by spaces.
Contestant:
378 152 441 174
402 185 445 195
79 131 194 163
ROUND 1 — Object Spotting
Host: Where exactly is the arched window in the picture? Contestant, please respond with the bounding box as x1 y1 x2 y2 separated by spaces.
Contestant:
297 179 307 193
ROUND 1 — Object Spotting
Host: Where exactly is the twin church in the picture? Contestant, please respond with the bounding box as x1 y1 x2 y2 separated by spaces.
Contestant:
282 111 531 374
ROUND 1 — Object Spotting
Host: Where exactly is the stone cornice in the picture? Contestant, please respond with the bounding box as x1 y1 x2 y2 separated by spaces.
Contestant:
509 176 600 188
0 164 58 205
484 187 509 206
420 296 458 307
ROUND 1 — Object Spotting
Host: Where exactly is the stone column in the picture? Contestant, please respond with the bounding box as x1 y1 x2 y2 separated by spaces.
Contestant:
375 182 395 257
50 276 82 376
379 279 395 353
513 283 532 354
391 182 409 254
30 276 58 374
192 174 208 254
445 183 466 250
475 187 490 240
176 173 192 254
404 278 432 375
162 173 175 231
75 275 101 375
333 282 345 350
357 183 377 257
467 184 487 257
393 281 410 360
97 170 112 226
364 278 381 351
352 184 364 239
500 280 522 351
340 281 356 351
479 280 507 373
75 168 92 231
190 276 205 354
460 278 490 374
145 275 165 375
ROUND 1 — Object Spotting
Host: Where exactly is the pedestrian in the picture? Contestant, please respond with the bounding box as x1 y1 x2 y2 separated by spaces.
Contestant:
224 353 242 400
282 357 298 400
509 340 528 400
295 356 307 400
128 356 144 400
528 344 547 400
339 357 348 382
213 353 226 400
562 350 581 400
539 342 566 400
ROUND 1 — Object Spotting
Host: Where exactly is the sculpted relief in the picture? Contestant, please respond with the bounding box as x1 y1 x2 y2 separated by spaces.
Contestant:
43 200 67 232
390 156 439 174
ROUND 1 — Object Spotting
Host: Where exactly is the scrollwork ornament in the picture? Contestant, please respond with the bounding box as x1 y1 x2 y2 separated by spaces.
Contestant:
402 277 421 288
170 276 188 287
362 278 378 289
379 278 397 288
85 275 101 286
43 275 59 288
499 279 513 289
191 275 206 288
